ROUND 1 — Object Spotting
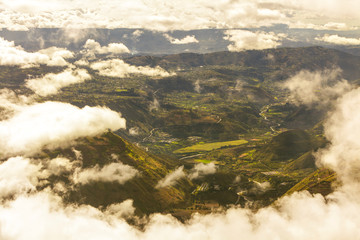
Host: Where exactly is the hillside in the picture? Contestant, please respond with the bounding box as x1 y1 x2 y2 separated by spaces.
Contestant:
38 131 193 214
125 47 360 80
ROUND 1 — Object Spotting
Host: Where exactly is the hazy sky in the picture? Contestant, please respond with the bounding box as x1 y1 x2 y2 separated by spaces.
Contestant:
0 0 359 31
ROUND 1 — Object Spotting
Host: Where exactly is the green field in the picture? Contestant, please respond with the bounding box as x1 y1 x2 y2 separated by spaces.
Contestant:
174 139 248 153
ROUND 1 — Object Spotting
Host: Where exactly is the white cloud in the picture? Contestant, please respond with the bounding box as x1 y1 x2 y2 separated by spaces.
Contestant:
0 101 126 157
72 148 83 161
234 80 244 92
149 98 160 111
1 0 68 13
0 37 73 67
0 191 139 240
46 157 74 176
105 199 136 218
322 22 357 31
90 59 174 78
83 39 130 57
316 34 360 45
129 127 139 136
132 30 144 38
6 24 29 31
25 68 91 96
0 157 43 197
156 166 186 188
1 0 358 31
163 34 199 44
194 80 202 93
249 181 271 195
0 89 34 117
188 162 217 180
289 21 358 31
73 162 139 185
1 189 360 240
318 87 360 186
224 30 284 51
283 68 352 106
38 46 74 61
74 59 89 66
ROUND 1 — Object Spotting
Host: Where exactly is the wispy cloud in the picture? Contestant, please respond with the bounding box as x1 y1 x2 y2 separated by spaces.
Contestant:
156 163 217 188
283 68 352 106
73 163 139 185
188 163 217 180
156 166 186 188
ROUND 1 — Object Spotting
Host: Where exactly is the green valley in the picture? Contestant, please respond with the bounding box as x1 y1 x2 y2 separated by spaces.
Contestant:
1 46 359 218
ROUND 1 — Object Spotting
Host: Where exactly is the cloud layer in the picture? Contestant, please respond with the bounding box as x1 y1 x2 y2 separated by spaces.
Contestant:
0 0 359 31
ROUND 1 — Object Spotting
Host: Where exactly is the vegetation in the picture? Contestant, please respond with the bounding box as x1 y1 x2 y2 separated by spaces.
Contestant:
3 46 359 216
174 139 248 153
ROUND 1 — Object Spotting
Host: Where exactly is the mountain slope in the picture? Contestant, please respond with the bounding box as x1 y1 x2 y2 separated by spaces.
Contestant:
41 132 193 214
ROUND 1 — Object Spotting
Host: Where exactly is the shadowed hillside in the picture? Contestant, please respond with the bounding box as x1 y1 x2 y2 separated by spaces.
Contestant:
39 132 193 214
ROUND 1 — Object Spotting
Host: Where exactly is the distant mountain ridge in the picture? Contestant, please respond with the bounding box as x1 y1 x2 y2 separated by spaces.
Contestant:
125 46 360 81
1 28 360 56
